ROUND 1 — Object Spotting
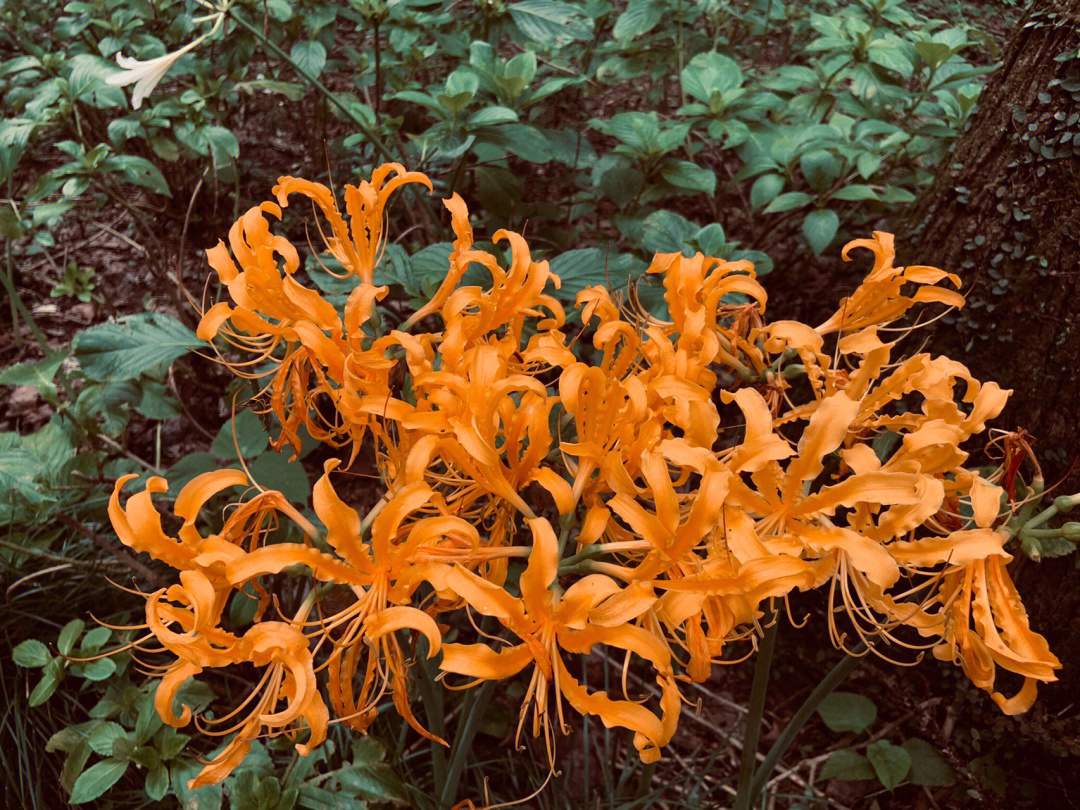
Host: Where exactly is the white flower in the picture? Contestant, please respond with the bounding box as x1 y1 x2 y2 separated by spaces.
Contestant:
106 37 205 109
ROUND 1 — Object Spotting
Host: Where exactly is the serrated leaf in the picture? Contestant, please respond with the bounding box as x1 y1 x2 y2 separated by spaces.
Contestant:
802 209 839 256
866 740 911 790
81 626 111 655
821 749 875 781
902 738 956 786
73 313 200 382
88 721 126 756
70 758 129 804
290 41 327 78
816 691 877 733
13 639 50 668
212 409 269 460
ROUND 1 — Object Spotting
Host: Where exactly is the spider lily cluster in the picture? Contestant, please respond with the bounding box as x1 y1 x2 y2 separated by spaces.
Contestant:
107 163 1060 789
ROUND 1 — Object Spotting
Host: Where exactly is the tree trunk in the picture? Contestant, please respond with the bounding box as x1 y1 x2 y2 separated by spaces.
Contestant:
897 0 1080 709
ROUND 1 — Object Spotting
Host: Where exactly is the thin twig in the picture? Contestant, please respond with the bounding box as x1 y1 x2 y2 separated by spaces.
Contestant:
54 513 169 589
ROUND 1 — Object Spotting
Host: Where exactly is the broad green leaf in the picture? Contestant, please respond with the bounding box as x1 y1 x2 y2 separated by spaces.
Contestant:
70 758 129 804
290 41 327 78
694 223 727 257
172 761 223 810
508 0 593 46
800 149 841 194
234 79 306 101
680 52 742 102
81 626 112 654
750 174 785 211
802 209 839 256
821 749 875 781
81 658 117 682
136 381 182 420
212 409 269 460
0 350 68 397
146 762 169 801
468 106 518 126
816 691 877 733
407 243 455 295
105 154 171 196
73 313 201 382
866 740 911 790
13 639 50 668
902 738 956 786
57 620 86 657
868 43 914 78
88 722 127 756
661 160 716 194
831 184 880 201
762 191 811 214
248 451 310 506
29 667 61 706
613 0 664 41
203 126 240 166
640 210 698 255
914 41 955 70
547 249 646 300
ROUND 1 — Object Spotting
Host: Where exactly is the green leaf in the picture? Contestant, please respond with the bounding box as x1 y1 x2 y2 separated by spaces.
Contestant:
146 761 169 801
248 452 310 506
508 1 593 46
868 43 914 78
57 620 86 657
802 209 839 256
166 452 220 497
547 249 646 300
88 722 127 756
13 639 50 668
136 381 182 420
830 184 880 201
29 665 61 706
613 0 664 41
694 223 727 257
680 52 742 103
105 154 171 196
866 740 911 790
762 191 811 214
81 658 117 682
660 160 716 194
172 760 223 810
290 41 327 78
800 149 841 194
203 126 240 166
902 738 956 786
73 313 201 382
407 243 455 295
70 757 129 803
81 626 111 654
0 350 68 397
816 691 877 733
821 749 875 781
914 41 955 70
640 210 698 255
234 79 306 101
468 106 518 126
750 174 785 211
212 409 269 460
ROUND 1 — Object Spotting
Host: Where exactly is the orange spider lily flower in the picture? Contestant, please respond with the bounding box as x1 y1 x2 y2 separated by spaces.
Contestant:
437 518 680 765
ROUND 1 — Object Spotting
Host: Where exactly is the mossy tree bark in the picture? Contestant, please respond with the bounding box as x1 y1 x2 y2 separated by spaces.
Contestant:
897 0 1080 708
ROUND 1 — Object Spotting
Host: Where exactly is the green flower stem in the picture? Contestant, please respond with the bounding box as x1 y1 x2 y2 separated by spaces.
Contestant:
438 678 497 809
745 642 866 803
227 9 395 163
733 602 779 810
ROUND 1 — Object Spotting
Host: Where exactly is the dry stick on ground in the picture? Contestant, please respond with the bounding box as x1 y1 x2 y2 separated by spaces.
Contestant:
54 513 169 590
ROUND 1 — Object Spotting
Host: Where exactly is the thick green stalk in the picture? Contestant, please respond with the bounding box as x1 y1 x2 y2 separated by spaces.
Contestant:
733 603 779 810
745 642 866 803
